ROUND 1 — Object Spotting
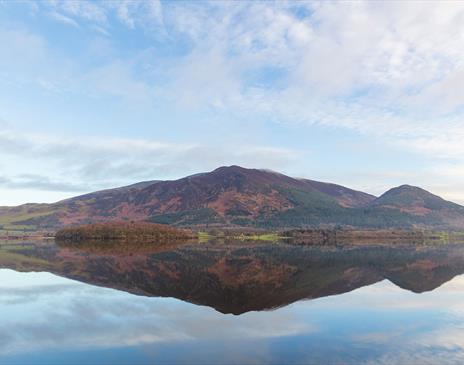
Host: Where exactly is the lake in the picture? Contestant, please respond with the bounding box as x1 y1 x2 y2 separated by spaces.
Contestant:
1 240 464 364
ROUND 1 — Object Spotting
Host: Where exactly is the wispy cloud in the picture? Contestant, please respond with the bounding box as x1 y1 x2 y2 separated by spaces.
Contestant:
0 174 90 193
8 1 464 140
0 128 302 195
48 11 80 28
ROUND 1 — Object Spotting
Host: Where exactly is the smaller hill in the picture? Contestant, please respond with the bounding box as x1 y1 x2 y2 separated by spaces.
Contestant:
363 184 464 230
370 185 463 215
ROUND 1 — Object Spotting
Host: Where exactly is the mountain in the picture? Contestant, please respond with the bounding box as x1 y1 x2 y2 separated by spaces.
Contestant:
1 165 464 231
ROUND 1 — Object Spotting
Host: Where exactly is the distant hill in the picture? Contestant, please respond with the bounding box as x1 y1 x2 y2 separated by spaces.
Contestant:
364 185 464 229
371 184 463 213
1 165 464 231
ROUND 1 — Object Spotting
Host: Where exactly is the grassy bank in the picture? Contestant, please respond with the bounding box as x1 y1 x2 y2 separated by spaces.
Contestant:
197 229 286 243
284 229 464 246
0 229 53 240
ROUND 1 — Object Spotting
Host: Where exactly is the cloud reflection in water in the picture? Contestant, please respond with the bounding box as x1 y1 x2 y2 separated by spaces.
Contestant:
1 247 464 364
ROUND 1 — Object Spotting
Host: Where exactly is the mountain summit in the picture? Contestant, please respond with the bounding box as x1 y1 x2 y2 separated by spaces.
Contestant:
1 166 463 231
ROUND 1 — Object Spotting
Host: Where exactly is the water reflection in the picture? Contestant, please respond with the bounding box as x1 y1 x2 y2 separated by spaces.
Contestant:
0 241 464 364
2 241 464 314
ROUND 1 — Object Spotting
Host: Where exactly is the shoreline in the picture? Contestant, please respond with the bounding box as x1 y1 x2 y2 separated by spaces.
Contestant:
3 228 464 247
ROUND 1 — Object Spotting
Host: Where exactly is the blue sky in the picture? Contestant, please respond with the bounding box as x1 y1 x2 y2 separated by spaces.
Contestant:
1 1 464 205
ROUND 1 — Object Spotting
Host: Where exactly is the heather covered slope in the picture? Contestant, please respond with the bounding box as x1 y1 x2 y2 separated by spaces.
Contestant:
137 166 374 226
0 166 378 230
1 166 464 231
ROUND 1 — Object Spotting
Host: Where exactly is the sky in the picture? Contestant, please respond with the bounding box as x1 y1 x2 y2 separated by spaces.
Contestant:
1 1 464 206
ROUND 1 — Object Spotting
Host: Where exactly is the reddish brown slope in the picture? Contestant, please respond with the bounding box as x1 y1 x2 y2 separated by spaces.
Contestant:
39 166 369 228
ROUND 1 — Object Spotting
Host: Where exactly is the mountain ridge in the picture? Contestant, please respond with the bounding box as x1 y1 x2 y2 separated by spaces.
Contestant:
1 165 463 231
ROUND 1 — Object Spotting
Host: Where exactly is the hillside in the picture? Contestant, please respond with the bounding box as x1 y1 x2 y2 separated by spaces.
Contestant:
1 166 464 231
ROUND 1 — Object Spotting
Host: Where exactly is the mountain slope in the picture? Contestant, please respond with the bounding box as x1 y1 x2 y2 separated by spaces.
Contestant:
301 179 375 208
1 166 464 231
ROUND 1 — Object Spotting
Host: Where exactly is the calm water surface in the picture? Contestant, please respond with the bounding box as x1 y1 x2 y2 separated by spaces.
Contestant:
1 240 464 364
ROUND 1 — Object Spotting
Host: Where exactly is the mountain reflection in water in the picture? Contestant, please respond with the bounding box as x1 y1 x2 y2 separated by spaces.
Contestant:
2 240 464 364
1 240 464 314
